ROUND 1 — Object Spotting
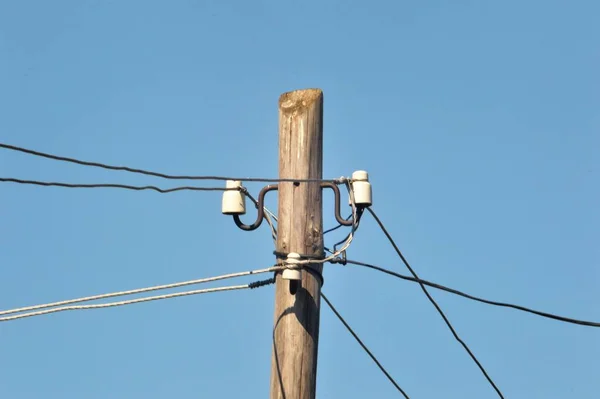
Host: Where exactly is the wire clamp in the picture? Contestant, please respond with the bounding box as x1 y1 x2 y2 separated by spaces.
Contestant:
329 250 347 265
335 176 349 185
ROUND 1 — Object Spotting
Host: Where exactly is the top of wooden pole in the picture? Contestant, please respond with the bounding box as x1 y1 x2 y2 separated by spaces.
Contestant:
279 88 323 114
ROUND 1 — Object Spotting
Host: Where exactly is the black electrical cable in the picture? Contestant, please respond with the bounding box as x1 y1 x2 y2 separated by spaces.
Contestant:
366 207 504 398
244 190 260 207
332 231 352 253
248 277 276 289
0 177 231 193
0 143 340 184
332 209 364 253
321 293 410 399
323 214 353 255
344 259 600 328
323 223 344 235
323 214 352 235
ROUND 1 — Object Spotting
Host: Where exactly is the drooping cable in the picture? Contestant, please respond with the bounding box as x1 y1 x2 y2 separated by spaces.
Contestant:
0 177 234 193
1 285 246 322
0 277 276 322
323 213 355 256
0 142 342 184
344 259 600 328
0 266 283 317
365 207 504 398
321 293 410 398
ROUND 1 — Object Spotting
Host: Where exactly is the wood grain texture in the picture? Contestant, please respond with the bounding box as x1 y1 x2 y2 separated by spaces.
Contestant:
270 88 324 399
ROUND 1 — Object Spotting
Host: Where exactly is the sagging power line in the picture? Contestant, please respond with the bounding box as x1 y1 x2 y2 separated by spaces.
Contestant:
365 207 505 398
343 259 600 328
0 142 343 184
0 267 282 322
321 292 410 398
2 89 596 398
0 177 236 193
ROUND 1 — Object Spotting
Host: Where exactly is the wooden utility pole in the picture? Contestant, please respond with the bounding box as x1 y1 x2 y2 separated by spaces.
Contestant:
270 88 324 399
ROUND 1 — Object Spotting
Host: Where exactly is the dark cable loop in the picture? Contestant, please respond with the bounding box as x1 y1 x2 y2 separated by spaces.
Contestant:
240 181 359 236
321 293 410 398
366 207 505 398
243 189 278 238
0 142 343 184
320 181 356 226
233 185 278 231
303 265 325 287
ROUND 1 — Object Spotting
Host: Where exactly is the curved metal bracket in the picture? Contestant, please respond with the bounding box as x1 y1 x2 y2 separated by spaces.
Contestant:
320 182 356 226
235 182 359 232
233 184 279 231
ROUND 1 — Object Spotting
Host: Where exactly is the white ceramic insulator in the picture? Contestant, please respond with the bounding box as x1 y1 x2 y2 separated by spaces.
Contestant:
282 252 302 281
350 170 372 206
221 180 246 215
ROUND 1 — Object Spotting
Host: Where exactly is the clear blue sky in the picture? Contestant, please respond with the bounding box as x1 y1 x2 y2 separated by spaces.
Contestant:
1 1 598 398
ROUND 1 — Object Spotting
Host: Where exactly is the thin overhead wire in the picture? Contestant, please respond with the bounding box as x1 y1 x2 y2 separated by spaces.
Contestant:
365 207 505 398
245 190 278 244
1 278 276 322
0 142 342 184
323 213 352 235
0 177 233 193
263 207 278 223
323 223 343 235
0 266 283 316
321 293 410 399
345 260 600 328
1 286 246 321
333 212 364 254
263 208 278 245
